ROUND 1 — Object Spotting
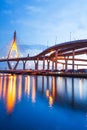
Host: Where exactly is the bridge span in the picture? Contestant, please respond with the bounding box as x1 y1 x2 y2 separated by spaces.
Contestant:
1 31 87 76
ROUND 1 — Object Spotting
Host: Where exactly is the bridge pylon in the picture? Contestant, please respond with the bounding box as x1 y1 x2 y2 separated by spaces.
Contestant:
8 31 19 59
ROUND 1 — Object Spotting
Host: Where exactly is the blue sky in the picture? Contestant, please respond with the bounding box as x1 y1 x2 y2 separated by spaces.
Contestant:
0 0 87 48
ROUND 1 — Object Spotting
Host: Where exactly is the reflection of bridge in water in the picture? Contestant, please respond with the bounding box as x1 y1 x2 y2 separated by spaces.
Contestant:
1 31 87 76
0 74 87 114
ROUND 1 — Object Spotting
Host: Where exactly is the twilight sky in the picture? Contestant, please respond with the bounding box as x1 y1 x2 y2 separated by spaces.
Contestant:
0 0 87 48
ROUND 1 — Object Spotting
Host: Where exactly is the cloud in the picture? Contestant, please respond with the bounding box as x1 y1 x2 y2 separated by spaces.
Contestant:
10 19 22 24
5 0 19 4
1 0 87 47
36 0 49 2
25 5 44 13
2 10 12 15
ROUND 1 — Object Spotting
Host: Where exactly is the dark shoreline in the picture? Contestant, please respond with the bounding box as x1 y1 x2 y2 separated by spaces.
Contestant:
0 69 87 78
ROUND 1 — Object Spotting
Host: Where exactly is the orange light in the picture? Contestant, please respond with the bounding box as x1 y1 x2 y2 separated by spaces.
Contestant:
27 76 30 96
6 75 16 114
8 40 18 58
79 79 82 99
32 77 36 103
18 75 22 101
49 95 53 107
46 89 49 97
52 77 56 99
25 76 30 97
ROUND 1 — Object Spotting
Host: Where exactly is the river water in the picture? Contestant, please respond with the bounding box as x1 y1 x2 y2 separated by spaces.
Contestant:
0 74 87 130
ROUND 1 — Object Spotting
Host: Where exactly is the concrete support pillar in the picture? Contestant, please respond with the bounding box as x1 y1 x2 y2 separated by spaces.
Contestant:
7 61 12 70
37 59 39 70
55 50 58 70
63 63 64 70
72 50 75 70
43 58 45 70
47 60 50 70
14 61 19 70
65 56 68 70
52 61 54 70
65 60 67 70
23 61 26 70
35 62 37 70
34 59 39 70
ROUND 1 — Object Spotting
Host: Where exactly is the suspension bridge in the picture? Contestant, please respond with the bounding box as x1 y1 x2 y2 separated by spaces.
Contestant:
0 31 87 77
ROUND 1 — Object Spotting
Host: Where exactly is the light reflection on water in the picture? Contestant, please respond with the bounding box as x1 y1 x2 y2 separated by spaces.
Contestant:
0 74 87 129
